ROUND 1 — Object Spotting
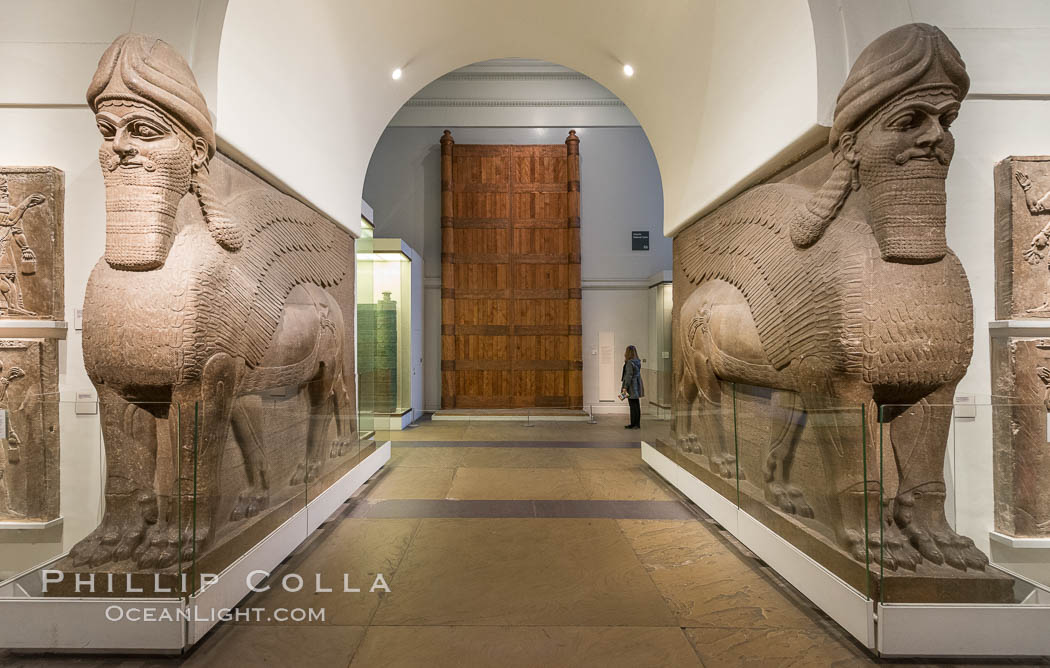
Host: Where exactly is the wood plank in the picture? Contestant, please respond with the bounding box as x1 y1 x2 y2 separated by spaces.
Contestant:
441 133 582 409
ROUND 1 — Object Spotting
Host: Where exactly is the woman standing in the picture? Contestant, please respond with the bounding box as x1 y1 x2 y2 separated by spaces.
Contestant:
621 345 644 429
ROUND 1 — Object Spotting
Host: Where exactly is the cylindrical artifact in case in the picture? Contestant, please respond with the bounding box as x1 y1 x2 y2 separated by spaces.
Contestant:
375 291 398 414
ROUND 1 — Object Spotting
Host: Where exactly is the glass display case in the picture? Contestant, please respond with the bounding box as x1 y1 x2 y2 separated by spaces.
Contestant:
651 384 1050 655
646 272 672 420
356 230 420 432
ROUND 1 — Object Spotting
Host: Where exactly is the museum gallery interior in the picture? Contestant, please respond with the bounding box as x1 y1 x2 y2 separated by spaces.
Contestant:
2 1 1050 665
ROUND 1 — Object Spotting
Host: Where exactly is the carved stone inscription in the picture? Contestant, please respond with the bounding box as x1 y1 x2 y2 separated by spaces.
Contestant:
0 168 64 320
994 156 1050 318
672 23 1000 594
992 337 1050 537
0 339 59 521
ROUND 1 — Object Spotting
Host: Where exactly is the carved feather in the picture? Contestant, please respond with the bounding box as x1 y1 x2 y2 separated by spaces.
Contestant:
213 188 351 369
677 184 867 371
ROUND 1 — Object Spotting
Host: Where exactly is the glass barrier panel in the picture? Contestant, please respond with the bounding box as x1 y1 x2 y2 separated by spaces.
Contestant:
876 400 1050 606
304 375 366 514
730 383 871 598
669 378 740 509
0 399 195 604
955 399 1049 604
0 396 77 581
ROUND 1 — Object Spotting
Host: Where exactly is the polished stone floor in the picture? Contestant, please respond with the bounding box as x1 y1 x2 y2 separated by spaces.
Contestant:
5 416 1049 666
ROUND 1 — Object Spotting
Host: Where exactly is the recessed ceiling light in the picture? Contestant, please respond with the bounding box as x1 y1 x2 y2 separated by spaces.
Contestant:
623 64 634 77
392 68 403 80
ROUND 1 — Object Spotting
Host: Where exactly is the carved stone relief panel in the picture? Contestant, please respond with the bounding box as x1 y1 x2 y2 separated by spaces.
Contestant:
59 34 359 585
995 156 1050 319
0 338 59 521
0 168 64 321
992 337 1050 537
669 23 1012 603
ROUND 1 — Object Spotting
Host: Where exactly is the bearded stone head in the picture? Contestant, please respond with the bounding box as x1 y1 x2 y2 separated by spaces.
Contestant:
790 23 969 263
88 33 240 271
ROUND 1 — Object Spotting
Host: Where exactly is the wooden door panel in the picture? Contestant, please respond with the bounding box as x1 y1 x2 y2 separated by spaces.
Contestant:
441 130 582 409
453 192 509 219
512 192 568 220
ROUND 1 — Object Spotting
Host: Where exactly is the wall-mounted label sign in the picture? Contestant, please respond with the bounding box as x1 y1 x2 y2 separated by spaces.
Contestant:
632 231 649 251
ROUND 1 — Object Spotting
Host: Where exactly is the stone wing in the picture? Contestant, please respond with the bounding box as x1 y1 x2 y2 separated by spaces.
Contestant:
225 189 352 367
676 184 860 370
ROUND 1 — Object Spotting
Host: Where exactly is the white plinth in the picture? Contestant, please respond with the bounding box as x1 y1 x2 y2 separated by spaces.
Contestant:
642 441 1050 658
990 531 1050 549
989 319 1050 337
0 443 390 653
641 442 875 649
0 319 68 338
0 516 62 530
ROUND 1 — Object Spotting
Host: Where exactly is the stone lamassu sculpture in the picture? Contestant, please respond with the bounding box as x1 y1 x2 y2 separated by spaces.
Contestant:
674 24 988 572
69 34 356 569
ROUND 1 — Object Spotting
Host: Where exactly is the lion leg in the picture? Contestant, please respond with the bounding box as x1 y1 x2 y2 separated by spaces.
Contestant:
229 395 270 521
796 360 917 572
675 355 701 454
71 387 158 567
138 354 238 569
329 371 356 458
890 381 988 571
764 389 812 518
694 357 737 479
289 351 338 486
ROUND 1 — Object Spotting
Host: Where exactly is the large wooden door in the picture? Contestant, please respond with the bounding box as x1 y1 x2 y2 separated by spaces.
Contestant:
441 130 582 409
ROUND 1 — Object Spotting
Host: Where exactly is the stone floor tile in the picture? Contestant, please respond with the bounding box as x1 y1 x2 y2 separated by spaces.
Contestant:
366 467 455 500
617 519 725 570
577 468 675 501
446 467 584 500
648 558 818 629
684 626 875 667
184 624 365 667
457 446 575 469
242 518 418 626
387 446 467 468
350 626 702 668
567 447 646 470
370 518 676 627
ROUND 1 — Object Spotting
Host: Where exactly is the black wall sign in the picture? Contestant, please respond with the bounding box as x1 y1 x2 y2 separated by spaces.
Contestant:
631 230 649 251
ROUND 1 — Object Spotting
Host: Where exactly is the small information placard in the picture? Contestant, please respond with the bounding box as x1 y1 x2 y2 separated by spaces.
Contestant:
631 231 649 251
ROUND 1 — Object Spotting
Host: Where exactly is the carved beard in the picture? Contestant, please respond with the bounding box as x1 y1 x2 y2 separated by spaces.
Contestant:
100 142 193 270
859 141 950 263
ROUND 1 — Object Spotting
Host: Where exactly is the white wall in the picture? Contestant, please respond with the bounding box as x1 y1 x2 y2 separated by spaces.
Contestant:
216 0 821 238
363 126 668 411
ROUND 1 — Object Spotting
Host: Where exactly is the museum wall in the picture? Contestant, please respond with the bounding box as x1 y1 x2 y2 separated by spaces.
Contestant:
0 0 224 573
215 0 821 239
364 126 667 411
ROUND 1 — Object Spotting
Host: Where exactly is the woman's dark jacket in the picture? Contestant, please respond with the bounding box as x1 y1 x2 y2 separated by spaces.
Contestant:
621 358 644 399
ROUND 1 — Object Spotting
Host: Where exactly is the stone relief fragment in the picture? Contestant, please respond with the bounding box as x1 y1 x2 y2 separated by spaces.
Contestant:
672 23 1000 596
0 168 64 320
65 33 358 575
994 156 1050 318
0 339 59 522
991 337 1050 537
